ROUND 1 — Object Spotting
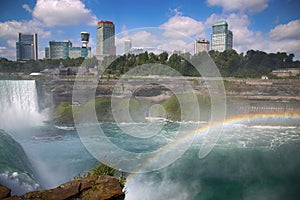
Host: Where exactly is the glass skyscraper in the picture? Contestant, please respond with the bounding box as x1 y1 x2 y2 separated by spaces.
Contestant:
16 33 38 61
96 21 116 56
45 40 91 59
48 40 72 59
211 20 233 52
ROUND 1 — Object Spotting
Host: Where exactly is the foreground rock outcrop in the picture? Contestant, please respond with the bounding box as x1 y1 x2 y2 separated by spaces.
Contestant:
2 175 125 200
0 184 11 199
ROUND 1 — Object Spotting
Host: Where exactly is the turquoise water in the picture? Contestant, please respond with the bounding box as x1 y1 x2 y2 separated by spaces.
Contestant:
1 122 300 200
1 79 299 199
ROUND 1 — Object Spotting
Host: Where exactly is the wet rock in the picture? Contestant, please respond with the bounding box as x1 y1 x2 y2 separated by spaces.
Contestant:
81 175 124 200
0 184 11 199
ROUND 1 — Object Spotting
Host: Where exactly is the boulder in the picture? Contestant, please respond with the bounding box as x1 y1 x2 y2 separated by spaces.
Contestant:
81 175 124 200
0 184 11 199
21 179 81 200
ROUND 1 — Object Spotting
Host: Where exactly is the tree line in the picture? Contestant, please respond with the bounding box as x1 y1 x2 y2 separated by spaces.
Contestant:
101 50 300 78
0 57 85 74
0 49 299 78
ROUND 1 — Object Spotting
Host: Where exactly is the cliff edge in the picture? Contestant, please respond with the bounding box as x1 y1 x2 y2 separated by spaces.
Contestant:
1 175 125 200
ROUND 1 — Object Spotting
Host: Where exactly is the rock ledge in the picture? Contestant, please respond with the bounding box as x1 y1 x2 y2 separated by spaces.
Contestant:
2 175 125 200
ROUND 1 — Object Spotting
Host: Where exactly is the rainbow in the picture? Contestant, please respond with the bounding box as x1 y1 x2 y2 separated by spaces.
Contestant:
126 111 300 181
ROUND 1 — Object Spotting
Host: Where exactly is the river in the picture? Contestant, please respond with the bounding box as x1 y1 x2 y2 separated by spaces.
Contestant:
0 80 300 199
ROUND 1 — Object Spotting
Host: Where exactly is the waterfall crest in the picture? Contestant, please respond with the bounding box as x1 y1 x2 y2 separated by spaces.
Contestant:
0 80 46 130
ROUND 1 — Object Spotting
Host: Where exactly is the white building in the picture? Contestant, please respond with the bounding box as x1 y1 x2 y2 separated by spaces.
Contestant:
194 38 210 54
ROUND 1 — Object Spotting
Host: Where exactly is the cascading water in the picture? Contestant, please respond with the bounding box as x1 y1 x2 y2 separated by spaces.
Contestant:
0 80 47 194
0 80 46 131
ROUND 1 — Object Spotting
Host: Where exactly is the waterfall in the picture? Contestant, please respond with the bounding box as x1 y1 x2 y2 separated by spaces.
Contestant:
0 80 46 130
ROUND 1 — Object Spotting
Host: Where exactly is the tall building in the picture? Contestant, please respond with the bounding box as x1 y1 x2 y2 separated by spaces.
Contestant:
124 39 132 54
45 40 91 59
211 20 233 52
16 33 38 61
96 20 116 56
45 47 50 59
194 38 210 54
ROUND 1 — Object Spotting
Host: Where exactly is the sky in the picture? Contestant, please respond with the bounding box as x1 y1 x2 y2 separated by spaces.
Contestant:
0 0 300 60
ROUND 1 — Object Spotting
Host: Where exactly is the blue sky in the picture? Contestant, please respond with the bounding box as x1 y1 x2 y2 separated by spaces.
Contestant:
0 0 300 60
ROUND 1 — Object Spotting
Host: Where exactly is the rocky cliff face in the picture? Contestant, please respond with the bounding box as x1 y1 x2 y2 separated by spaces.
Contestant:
35 78 300 122
37 78 300 107
2 175 125 200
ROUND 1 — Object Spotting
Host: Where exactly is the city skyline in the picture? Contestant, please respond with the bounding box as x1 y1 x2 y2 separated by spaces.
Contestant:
0 0 300 60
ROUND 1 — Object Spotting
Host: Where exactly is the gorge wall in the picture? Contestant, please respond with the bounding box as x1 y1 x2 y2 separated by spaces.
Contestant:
35 77 300 121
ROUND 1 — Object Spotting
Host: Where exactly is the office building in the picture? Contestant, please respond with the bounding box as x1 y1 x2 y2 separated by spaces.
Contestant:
48 40 72 59
211 20 233 52
16 33 38 61
96 20 116 56
45 40 91 59
194 38 210 54
45 47 50 59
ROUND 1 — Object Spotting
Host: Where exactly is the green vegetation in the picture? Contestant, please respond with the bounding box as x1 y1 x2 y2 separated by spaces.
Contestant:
0 57 85 73
79 162 118 178
162 95 181 120
101 50 299 78
53 101 74 123
53 95 215 123
162 94 212 121
54 97 152 123
101 52 200 77
99 50 300 78
1 50 299 78
209 50 300 77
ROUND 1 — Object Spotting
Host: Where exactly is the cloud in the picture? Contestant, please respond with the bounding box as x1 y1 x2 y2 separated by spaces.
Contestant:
268 20 300 41
205 13 256 51
207 0 269 13
32 0 98 27
160 13 205 39
0 46 15 60
226 14 255 46
204 13 300 60
22 4 32 13
128 30 159 48
158 39 193 53
0 20 51 44
115 28 194 56
0 19 51 59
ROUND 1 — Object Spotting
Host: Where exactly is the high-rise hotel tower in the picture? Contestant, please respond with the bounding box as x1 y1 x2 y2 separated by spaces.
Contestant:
211 20 233 52
16 33 38 61
96 21 116 56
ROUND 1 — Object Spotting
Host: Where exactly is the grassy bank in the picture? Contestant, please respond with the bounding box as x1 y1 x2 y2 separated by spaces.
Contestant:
53 94 213 124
